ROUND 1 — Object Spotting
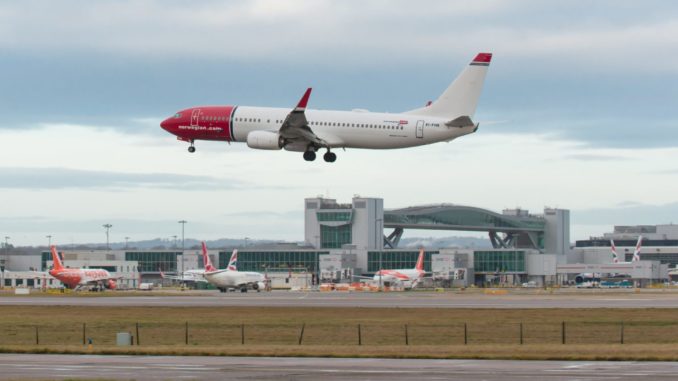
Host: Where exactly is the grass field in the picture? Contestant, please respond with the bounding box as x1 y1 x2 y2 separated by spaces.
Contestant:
0 306 677 360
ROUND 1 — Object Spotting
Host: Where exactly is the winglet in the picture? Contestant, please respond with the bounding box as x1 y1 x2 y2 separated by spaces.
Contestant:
294 88 312 112
50 245 64 270
471 53 492 65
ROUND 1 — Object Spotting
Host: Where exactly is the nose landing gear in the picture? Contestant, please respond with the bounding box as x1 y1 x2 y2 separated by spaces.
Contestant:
188 141 196 153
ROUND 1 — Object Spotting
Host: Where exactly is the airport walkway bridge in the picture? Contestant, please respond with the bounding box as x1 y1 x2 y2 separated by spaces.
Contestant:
383 204 546 251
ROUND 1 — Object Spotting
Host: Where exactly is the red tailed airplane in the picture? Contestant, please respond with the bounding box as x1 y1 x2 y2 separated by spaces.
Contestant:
160 53 492 162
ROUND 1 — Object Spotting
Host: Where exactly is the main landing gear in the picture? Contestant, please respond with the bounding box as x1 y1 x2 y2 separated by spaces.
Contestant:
303 149 337 163
303 150 316 161
187 140 196 153
323 150 337 163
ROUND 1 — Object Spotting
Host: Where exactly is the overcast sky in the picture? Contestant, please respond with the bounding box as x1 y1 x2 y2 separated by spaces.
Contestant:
1 0 677 246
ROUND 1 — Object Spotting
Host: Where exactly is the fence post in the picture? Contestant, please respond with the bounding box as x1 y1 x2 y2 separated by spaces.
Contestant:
298 323 305 345
136 322 140 346
561 321 566 344
620 321 624 344
519 322 523 345
358 324 362 346
82 323 86 345
241 323 245 345
35 326 39 345
405 324 409 346
464 323 467 345
185 321 189 345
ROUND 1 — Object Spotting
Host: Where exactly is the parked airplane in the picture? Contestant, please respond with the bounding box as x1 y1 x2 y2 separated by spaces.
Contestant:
365 248 426 289
160 53 492 162
160 246 237 284
611 236 643 263
48 245 119 290
199 242 267 292
575 236 644 285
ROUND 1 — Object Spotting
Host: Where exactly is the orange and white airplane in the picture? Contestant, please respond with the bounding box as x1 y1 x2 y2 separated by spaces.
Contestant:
48 245 119 290
367 248 427 289
160 53 492 162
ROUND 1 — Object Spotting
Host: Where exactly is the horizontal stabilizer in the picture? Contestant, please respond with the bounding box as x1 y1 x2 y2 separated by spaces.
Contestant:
445 116 474 128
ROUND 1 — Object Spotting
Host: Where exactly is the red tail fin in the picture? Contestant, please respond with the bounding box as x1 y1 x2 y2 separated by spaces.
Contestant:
201 242 217 272
50 245 64 270
415 248 425 271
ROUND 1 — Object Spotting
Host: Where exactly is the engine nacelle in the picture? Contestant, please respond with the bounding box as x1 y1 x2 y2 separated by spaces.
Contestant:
256 281 266 291
246 130 283 150
106 280 117 289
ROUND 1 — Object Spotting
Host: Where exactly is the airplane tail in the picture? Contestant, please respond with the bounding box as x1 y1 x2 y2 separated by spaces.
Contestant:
405 52 492 120
415 248 425 271
632 236 643 262
50 245 64 270
201 242 217 272
610 240 619 263
227 249 238 271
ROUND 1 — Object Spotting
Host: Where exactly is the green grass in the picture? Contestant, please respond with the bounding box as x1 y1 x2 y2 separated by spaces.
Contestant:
0 306 676 360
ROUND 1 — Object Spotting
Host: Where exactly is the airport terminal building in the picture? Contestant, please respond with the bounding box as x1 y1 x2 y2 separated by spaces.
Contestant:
1 197 671 289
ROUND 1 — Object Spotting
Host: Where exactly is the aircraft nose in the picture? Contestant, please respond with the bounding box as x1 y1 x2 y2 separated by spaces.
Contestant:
160 118 171 132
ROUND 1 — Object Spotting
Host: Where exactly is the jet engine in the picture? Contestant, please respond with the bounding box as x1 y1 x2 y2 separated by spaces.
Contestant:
256 281 266 291
106 279 117 289
246 131 284 150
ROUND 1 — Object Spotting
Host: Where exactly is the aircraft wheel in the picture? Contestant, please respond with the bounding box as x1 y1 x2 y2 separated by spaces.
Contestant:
240 287 248 293
323 151 336 163
188 146 196 153
303 151 316 161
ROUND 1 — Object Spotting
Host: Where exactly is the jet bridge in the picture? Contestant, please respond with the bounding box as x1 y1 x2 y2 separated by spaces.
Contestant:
383 204 547 251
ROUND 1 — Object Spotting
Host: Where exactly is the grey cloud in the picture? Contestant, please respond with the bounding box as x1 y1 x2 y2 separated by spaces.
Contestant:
573 202 678 226
0 167 242 190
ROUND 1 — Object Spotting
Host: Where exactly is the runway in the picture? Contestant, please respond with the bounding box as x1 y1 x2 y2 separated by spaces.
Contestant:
1 290 678 308
0 354 676 380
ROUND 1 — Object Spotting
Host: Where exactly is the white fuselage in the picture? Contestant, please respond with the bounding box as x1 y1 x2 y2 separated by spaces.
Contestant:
204 270 266 289
231 107 476 150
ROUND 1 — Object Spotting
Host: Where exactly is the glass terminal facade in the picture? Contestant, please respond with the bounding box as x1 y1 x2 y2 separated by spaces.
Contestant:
474 250 526 273
219 250 329 273
125 251 179 272
320 225 352 248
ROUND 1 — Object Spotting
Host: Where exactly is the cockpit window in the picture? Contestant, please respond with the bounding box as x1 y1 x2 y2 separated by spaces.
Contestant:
174 113 182 118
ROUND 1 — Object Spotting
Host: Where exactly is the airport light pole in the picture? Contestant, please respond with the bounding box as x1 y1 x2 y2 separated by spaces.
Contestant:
172 235 178 249
103 224 112 250
375 218 383 291
178 220 187 276
2 236 8 289
124 237 130 250
46 235 52 248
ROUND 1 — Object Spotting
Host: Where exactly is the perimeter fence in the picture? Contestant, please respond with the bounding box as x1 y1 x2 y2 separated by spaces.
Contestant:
1 321 678 346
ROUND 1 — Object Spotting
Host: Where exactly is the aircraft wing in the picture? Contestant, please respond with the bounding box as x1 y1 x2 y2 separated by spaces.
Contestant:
278 88 330 149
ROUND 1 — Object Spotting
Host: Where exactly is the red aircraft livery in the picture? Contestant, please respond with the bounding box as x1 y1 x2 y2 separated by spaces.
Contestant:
48 245 119 290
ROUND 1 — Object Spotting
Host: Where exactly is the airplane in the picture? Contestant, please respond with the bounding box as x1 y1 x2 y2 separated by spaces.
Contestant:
575 236 644 285
611 236 643 263
48 245 119 290
160 52 492 162
362 248 427 289
159 246 237 284
198 242 267 292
